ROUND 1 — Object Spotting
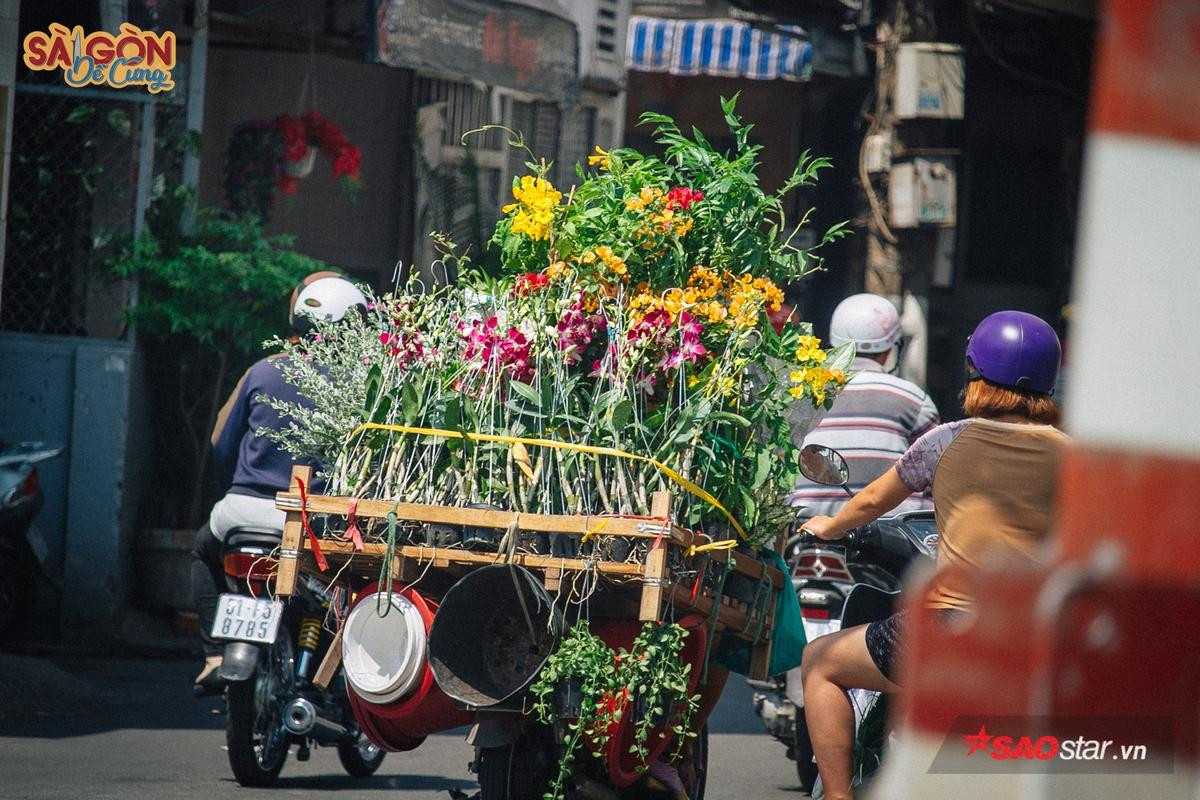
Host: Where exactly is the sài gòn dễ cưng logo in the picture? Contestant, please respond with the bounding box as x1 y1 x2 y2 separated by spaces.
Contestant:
22 23 175 94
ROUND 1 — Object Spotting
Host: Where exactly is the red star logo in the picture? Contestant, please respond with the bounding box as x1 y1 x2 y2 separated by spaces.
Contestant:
963 724 992 756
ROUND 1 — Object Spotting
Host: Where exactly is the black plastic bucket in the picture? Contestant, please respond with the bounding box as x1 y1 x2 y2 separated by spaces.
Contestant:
428 564 562 707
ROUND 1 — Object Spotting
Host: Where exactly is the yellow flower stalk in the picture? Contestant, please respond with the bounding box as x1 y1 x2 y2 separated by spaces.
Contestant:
504 175 562 241
587 145 610 170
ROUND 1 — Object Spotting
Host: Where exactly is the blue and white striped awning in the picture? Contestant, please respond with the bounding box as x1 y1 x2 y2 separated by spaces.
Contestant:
626 16 812 82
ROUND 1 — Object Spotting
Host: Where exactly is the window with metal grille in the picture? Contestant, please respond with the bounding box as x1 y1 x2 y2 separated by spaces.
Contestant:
557 105 597 190
412 77 574 274
596 0 620 54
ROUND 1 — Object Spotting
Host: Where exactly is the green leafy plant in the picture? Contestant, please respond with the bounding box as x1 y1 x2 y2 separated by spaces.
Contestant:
527 620 702 799
108 210 338 524
617 622 701 767
484 93 849 288
529 621 625 800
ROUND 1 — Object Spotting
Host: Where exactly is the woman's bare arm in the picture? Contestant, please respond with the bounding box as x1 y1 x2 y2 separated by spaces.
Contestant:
800 466 913 540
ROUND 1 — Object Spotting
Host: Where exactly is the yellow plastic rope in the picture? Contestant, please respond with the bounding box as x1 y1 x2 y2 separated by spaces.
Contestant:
346 422 747 539
579 517 610 545
686 538 738 557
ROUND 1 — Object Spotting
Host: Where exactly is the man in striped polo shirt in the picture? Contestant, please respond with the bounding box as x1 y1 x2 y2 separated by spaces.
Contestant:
790 294 939 516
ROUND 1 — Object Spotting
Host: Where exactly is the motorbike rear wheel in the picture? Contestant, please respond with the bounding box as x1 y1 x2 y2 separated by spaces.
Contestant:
225 627 295 786
683 722 709 800
477 734 553 800
338 736 385 777
793 712 819 793
0 547 35 640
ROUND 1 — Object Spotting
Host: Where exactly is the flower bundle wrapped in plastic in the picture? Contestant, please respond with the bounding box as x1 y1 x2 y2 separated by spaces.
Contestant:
263 98 852 548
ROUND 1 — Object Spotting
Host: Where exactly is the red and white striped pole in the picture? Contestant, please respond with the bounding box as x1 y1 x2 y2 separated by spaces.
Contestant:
874 3 1200 798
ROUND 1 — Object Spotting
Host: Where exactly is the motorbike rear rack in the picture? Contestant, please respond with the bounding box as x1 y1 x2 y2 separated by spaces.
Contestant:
273 465 784 679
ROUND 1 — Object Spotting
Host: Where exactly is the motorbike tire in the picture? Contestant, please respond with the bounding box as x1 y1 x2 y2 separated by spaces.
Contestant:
477 734 553 800
0 550 34 640
225 628 295 787
687 722 709 800
793 713 819 793
338 736 386 777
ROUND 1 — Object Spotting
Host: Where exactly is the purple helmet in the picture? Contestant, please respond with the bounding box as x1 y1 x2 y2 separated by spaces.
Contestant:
965 311 1061 394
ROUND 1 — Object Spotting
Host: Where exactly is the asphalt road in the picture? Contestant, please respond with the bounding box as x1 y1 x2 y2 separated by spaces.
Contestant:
0 653 805 800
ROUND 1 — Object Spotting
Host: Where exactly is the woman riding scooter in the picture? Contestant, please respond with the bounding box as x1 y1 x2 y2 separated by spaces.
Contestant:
798 310 1067 800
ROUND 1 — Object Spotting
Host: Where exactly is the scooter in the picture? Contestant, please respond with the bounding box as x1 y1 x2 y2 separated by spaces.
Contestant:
208 526 385 786
0 441 63 639
747 444 936 793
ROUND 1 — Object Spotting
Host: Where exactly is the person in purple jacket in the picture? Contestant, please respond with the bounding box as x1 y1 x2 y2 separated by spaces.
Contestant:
190 272 366 691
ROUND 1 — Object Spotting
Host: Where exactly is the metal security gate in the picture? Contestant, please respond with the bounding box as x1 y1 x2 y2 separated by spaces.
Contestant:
0 83 185 337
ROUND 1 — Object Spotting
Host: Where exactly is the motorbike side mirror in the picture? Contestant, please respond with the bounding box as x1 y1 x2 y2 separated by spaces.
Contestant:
799 444 851 494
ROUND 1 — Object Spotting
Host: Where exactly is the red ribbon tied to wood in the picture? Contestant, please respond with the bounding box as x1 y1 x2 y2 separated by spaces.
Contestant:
346 497 364 551
295 477 329 572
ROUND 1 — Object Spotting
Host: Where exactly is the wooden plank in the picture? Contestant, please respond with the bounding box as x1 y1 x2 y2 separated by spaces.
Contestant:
748 644 771 680
748 554 781 679
665 526 785 590
669 583 774 639
729 549 785 589
291 538 777 645
638 491 673 621
300 539 647 577
748 596 776 679
275 465 312 598
391 554 424 583
274 492 673 539
312 626 344 690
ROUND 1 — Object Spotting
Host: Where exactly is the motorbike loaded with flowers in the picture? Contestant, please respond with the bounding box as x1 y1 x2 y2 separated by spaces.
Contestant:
257 97 853 800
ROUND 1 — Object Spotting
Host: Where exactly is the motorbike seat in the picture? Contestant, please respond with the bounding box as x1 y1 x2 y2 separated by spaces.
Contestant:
223 527 283 550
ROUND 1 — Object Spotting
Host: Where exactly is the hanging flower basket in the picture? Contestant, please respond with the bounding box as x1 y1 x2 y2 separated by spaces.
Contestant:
282 145 317 178
224 111 363 219
274 110 362 188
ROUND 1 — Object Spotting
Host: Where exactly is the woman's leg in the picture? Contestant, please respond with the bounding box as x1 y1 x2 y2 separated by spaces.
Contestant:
801 624 899 800
190 522 226 679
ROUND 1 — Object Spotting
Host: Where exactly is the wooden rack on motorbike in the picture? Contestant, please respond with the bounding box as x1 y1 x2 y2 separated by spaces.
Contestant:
272 466 785 680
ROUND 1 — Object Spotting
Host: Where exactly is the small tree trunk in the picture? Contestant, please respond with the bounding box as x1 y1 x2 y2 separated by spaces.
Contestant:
188 342 232 526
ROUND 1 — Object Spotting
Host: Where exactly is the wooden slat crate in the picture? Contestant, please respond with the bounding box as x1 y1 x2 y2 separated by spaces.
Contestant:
274 465 784 680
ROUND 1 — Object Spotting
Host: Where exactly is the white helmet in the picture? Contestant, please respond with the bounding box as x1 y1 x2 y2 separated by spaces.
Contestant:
290 272 368 333
829 293 902 353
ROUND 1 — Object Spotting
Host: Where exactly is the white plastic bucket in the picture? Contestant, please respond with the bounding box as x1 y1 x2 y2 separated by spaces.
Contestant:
341 591 427 705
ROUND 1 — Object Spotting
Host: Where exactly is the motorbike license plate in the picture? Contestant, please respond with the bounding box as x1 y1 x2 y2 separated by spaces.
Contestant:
801 616 841 643
211 594 283 644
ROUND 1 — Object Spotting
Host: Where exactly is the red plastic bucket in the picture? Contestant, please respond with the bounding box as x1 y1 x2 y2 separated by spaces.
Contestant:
344 583 472 751
592 614 708 787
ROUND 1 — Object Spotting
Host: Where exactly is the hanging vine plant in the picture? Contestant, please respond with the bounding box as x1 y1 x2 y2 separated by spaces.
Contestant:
529 621 624 800
528 619 700 800
223 120 281 221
